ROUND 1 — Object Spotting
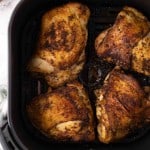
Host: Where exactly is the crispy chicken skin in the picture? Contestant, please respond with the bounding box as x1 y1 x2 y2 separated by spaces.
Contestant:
95 68 146 143
95 28 110 51
27 2 90 87
132 32 150 76
27 81 95 141
45 50 85 87
95 6 150 69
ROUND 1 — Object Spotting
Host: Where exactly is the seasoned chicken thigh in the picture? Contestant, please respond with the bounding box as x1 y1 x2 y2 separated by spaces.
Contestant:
132 32 150 76
95 6 150 69
45 50 85 87
95 28 110 51
95 68 147 143
27 81 95 142
27 2 90 87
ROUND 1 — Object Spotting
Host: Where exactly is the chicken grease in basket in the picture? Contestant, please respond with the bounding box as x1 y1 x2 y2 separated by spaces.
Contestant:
95 6 150 75
27 2 90 88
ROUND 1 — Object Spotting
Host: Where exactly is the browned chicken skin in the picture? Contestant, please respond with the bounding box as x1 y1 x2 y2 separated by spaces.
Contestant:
27 81 95 142
95 6 150 70
132 32 150 76
44 50 85 87
27 2 90 87
95 68 149 143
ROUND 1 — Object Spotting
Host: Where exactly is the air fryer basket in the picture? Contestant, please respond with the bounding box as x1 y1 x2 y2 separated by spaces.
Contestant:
4 0 150 149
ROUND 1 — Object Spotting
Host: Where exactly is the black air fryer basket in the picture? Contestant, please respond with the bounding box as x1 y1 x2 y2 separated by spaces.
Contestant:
0 0 150 149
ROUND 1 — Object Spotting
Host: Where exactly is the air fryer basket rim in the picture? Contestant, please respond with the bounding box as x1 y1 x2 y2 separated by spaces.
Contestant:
8 0 150 149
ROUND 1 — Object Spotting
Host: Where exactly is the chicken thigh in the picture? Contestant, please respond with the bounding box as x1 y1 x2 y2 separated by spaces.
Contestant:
95 68 148 143
132 32 150 76
27 2 90 87
44 50 85 87
95 6 150 69
27 81 95 142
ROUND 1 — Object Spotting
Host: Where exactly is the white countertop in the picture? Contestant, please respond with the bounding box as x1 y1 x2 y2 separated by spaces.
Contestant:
0 0 21 86
0 0 21 149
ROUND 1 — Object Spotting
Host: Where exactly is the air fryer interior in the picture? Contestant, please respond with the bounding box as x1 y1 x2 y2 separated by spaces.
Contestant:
8 0 150 149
